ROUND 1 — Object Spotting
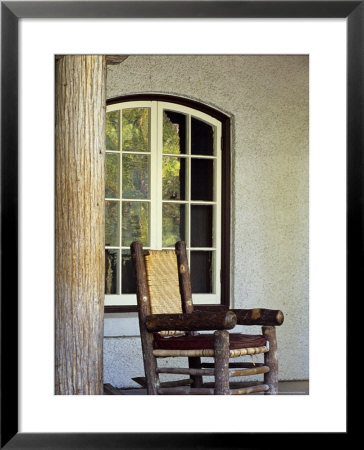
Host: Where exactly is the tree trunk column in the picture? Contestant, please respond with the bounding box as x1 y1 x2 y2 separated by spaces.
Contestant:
55 55 106 395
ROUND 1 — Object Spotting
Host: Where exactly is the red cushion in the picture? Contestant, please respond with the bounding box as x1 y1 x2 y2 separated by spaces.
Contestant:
153 333 266 350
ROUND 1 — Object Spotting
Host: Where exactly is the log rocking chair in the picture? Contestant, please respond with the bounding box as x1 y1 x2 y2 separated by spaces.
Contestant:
130 241 284 395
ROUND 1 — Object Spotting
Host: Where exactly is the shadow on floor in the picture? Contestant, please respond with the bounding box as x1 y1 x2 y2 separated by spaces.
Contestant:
104 380 309 395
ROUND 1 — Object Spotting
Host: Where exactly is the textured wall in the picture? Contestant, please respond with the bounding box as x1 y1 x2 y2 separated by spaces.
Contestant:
104 55 309 387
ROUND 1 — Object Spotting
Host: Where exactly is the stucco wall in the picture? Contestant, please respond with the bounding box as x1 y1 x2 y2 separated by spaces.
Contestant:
104 55 309 388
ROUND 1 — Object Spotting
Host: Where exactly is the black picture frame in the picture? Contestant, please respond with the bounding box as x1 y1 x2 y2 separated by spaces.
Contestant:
1 1 356 448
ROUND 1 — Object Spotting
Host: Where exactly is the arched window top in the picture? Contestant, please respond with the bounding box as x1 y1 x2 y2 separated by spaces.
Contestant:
107 93 230 123
105 95 230 312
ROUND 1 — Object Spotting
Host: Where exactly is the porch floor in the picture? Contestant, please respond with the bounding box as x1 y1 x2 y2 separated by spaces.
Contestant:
104 380 309 395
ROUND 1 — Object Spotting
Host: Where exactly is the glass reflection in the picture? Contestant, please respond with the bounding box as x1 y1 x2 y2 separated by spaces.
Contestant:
122 154 149 199
105 201 120 247
106 111 120 150
190 251 213 293
191 205 213 247
163 110 186 154
105 153 120 199
191 159 213 201
122 201 150 247
162 203 185 247
191 117 214 156
122 108 150 152
162 156 186 200
105 249 119 294
121 251 137 294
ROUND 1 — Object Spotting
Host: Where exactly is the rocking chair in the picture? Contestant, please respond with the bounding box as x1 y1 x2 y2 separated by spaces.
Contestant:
130 241 284 395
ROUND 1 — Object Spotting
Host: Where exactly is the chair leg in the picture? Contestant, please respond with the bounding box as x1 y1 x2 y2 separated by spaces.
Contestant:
142 334 160 395
188 357 203 388
262 326 278 394
214 330 230 395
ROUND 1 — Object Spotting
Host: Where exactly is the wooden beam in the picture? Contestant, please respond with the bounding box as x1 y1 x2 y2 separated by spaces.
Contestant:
175 241 194 314
145 310 237 332
229 366 269 377
231 384 269 395
214 330 230 395
106 55 129 65
130 242 159 395
56 55 129 65
263 326 279 394
232 308 284 326
156 367 214 376
201 362 265 368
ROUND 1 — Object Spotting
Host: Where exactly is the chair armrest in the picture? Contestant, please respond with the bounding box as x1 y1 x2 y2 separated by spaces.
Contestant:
145 311 237 332
232 308 284 326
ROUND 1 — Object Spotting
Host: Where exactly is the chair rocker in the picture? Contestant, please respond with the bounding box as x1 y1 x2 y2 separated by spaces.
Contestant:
130 241 284 395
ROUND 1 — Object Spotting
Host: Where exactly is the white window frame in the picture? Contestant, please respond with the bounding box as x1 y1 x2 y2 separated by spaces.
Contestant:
105 100 222 306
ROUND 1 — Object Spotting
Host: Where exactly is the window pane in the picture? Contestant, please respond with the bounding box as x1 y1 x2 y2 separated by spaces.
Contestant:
162 156 186 200
105 249 119 294
106 111 120 150
105 153 120 198
122 251 137 294
191 159 213 201
122 201 150 247
122 108 150 152
191 117 214 156
105 201 120 247
190 251 213 293
122 154 149 199
191 205 213 247
162 203 186 247
163 110 186 154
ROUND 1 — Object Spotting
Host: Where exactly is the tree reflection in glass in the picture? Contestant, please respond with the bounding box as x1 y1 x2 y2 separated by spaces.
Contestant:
105 201 119 247
122 108 150 152
105 249 119 294
105 153 120 199
163 110 186 155
122 154 149 199
162 203 185 247
122 201 149 247
162 156 186 200
106 111 120 150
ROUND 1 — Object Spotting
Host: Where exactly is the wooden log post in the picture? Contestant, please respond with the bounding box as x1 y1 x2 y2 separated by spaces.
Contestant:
262 326 279 394
175 241 203 387
131 242 160 394
55 55 106 395
175 241 194 314
214 330 230 395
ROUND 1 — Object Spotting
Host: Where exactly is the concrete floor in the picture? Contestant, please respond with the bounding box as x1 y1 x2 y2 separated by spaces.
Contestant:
105 380 309 395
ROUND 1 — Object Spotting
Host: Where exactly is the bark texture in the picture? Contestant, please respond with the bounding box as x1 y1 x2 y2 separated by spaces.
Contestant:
55 55 106 395
232 308 284 326
145 311 237 332
262 326 279 394
214 330 230 395
130 242 159 394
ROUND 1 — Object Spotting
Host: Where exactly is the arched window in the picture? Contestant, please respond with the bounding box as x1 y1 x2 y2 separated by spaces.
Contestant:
104 95 230 311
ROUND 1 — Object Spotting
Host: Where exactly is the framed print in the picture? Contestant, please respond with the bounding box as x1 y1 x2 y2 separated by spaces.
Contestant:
1 1 357 447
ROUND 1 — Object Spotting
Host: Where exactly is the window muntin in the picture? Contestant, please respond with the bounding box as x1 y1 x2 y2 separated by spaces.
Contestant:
105 101 222 306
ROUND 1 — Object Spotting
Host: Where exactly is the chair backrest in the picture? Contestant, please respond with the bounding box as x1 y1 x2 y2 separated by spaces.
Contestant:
131 241 194 325
144 250 183 315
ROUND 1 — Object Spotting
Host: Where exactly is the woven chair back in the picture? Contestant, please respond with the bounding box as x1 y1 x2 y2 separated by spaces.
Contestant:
144 250 183 315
